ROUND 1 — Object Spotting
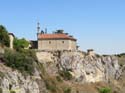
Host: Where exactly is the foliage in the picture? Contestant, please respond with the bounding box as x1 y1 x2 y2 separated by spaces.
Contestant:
56 76 63 82
4 48 36 75
10 90 16 93
0 25 10 47
14 38 29 51
116 53 125 67
16 49 37 62
116 53 125 57
63 87 71 93
98 87 111 93
45 80 57 93
0 88 2 93
0 71 5 78
96 54 101 58
59 70 72 80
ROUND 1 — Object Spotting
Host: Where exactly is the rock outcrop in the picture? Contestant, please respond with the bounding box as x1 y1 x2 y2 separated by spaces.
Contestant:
60 52 120 83
0 50 124 93
0 63 40 93
37 50 121 83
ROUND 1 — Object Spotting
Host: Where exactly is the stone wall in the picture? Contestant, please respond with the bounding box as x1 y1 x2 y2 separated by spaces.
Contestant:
38 39 76 50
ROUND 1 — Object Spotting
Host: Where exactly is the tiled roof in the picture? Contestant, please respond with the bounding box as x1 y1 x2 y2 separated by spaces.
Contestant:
38 34 76 41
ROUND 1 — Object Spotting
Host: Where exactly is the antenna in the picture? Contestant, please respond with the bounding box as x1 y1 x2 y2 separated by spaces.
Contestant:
37 22 40 33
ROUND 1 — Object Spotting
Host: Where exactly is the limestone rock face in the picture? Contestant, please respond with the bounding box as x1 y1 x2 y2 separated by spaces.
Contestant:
0 50 122 93
59 52 120 83
0 63 47 93
37 51 121 83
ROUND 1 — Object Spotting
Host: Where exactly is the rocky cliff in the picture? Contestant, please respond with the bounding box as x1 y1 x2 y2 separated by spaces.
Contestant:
0 63 47 93
37 51 121 83
0 50 124 93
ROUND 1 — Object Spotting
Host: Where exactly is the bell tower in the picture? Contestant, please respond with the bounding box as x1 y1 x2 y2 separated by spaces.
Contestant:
37 22 40 33
37 22 40 40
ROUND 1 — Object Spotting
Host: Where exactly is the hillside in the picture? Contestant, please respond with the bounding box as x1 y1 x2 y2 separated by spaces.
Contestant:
0 49 125 93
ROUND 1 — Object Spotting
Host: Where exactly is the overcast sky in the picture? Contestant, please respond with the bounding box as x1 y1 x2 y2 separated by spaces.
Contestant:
0 0 125 54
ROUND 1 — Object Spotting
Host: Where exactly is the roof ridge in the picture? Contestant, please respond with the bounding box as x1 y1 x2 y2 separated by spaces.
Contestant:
38 33 76 41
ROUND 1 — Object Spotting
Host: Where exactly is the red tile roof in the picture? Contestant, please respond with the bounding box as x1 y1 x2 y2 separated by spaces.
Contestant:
38 34 76 41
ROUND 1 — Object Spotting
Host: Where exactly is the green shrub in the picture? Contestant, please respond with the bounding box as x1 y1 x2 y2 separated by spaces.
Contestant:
10 90 16 93
63 87 71 93
4 49 36 75
45 80 56 93
14 38 29 51
56 76 63 82
0 71 5 78
0 88 3 93
99 87 111 93
59 71 72 80
0 25 10 47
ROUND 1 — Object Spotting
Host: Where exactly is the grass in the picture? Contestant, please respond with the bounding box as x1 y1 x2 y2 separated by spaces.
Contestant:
0 71 5 78
98 87 111 93
63 87 71 93
38 62 72 93
118 55 125 67
10 90 16 93
0 88 2 93
56 76 63 82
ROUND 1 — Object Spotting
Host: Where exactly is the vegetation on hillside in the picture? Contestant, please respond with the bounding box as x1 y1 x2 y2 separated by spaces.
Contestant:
98 87 111 93
59 70 72 80
116 53 125 67
0 25 35 75
14 38 29 51
38 63 72 93
0 25 10 47
3 48 37 75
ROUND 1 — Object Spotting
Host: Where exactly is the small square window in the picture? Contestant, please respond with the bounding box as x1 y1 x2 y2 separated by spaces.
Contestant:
62 41 64 43
49 41 51 44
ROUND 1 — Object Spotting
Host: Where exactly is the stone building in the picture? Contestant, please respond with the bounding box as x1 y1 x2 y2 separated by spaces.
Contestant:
37 32 77 50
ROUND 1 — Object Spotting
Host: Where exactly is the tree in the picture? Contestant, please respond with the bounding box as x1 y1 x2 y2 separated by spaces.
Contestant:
4 48 35 75
0 25 10 47
14 38 29 50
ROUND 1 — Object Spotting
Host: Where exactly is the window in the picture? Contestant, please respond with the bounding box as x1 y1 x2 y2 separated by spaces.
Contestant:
62 41 64 43
49 41 51 44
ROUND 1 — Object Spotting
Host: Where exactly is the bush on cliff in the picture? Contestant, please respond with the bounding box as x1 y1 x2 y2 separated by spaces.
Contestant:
4 48 37 75
63 87 71 93
14 38 29 51
99 87 111 93
0 25 10 47
59 70 72 80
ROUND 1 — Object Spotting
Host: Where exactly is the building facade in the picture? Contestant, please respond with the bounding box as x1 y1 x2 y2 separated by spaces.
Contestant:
37 33 77 50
